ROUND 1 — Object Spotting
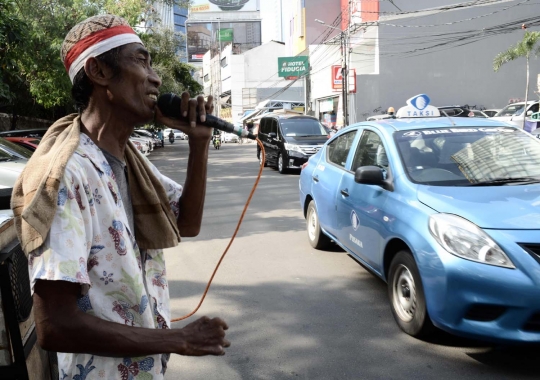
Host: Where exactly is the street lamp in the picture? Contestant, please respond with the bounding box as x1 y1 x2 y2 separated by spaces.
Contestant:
315 19 349 126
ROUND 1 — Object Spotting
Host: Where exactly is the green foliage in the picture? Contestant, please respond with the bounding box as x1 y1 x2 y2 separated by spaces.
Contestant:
493 31 540 72
1 0 196 119
140 29 203 96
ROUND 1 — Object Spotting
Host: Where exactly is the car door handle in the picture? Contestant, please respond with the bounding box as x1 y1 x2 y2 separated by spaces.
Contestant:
341 189 350 197
312 175 319 182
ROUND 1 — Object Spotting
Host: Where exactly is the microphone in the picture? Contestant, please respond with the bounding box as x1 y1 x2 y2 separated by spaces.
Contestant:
158 93 257 140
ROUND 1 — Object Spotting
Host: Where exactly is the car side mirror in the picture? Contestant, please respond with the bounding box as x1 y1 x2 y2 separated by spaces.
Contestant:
269 132 277 138
354 166 393 190
527 110 533 116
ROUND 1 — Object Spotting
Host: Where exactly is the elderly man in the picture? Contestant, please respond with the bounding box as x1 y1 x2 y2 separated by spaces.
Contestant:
12 15 229 379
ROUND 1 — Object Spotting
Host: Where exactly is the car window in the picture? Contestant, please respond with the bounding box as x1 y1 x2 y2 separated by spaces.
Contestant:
394 126 540 186
279 118 327 137
326 131 357 168
529 103 539 113
270 119 278 135
0 138 32 159
260 118 268 134
351 130 389 174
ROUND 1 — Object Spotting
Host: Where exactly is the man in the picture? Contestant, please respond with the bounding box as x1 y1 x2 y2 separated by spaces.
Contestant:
156 128 164 147
11 15 229 379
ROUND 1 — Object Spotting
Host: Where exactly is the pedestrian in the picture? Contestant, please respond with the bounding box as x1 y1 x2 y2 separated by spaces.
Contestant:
11 14 229 379
156 128 164 147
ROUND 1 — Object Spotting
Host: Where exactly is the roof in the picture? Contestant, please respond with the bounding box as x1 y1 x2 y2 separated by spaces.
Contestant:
354 116 515 133
261 113 316 120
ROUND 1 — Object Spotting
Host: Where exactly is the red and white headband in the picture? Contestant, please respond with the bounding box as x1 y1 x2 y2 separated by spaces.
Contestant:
63 25 143 83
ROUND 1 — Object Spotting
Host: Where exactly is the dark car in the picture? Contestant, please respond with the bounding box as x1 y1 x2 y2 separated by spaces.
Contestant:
0 128 48 138
438 106 487 118
257 114 329 174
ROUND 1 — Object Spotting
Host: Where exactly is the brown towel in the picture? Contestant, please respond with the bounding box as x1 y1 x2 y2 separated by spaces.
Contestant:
11 113 180 255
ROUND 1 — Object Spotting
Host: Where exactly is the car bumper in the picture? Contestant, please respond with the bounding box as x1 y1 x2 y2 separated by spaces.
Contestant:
419 229 540 343
286 151 309 169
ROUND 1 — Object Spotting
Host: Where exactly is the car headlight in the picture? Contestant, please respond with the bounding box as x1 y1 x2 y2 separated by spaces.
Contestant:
428 214 514 268
284 143 303 153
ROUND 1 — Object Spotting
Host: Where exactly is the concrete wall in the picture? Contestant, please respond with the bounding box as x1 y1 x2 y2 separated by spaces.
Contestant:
0 113 53 132
354 0 540 120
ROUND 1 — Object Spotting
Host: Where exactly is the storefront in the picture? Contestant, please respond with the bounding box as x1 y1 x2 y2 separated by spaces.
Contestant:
317 96 339 128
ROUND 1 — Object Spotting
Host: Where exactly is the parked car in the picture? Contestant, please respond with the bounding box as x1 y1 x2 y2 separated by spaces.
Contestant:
0 148 27 189
0 137 33 160
135 129 163 148
132 131 154 151
4 137 41 152
437 106 487 118
483 109 501 117
491 101 540 128
257 114 328 174
299 94 540 343
129 136 150 155
0 128 48 138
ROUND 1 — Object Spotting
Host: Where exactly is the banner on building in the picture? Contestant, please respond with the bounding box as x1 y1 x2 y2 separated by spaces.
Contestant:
331 65 356 93
190 0 258 13
219 28 234 41
278 56 309 78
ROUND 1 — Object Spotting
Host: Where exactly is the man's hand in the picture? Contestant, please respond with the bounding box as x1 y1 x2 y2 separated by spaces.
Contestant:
177 316 230 356
155 92 215 142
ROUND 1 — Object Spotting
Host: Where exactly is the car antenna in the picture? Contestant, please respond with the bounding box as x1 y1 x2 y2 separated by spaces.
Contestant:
440 110 456 126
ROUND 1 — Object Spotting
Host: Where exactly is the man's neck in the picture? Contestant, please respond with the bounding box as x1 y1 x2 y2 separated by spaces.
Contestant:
80 106 134 160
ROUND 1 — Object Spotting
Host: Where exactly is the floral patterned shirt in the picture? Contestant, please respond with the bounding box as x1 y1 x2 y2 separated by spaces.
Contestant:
29 134 182 380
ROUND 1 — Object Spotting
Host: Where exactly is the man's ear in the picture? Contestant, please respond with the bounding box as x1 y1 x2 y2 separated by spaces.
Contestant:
84 57 115 86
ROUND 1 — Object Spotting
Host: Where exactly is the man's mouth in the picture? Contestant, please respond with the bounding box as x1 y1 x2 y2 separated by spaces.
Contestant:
148 94 158 102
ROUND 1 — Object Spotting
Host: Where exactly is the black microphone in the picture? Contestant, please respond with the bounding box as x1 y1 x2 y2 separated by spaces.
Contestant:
157 93 256 140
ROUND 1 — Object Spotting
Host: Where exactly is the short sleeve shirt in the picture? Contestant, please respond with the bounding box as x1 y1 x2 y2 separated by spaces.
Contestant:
29 134 182 380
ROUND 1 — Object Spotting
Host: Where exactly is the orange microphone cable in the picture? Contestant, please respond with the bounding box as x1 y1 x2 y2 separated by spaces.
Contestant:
171 138 265 322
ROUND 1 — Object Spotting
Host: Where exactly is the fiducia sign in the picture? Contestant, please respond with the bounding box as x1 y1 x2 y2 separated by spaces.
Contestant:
278 56 309 78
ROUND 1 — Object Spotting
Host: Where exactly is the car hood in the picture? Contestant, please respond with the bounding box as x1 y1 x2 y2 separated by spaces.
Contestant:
417 184 540 229
0 160 26 189
284 135 328 145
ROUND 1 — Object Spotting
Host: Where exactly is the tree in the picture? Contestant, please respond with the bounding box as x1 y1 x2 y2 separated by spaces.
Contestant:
493 31 540 129
1 0 195 122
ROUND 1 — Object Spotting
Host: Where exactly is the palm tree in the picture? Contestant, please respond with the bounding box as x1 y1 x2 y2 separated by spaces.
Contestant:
493 31 540 129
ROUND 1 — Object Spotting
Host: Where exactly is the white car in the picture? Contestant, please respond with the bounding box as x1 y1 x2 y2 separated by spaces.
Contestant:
483 109 501 117
222 133 239 143
491 101 540 128
0 150 26 189
129 137 150 155
163 128 185 140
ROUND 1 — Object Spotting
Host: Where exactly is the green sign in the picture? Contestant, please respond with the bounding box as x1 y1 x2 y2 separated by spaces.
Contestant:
278 56 309 78
218 28 233 42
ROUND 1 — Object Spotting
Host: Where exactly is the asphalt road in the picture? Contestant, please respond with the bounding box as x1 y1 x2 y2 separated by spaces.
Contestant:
150 140 540 380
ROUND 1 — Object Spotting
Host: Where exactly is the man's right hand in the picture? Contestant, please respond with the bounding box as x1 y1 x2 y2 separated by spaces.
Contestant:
177 316 230 356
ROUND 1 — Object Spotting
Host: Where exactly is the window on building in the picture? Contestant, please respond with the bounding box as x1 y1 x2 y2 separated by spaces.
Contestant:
221 57 227 67
204 74 209 82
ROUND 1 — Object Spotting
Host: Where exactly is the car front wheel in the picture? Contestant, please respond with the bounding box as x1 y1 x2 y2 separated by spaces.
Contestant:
388 251 434 338
306 201 332 249
278 153 288 174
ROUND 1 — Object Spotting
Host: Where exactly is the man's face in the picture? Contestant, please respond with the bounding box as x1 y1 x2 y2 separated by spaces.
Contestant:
106 43 161 124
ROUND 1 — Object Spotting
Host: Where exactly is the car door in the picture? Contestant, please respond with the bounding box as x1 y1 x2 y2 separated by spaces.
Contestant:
311 130 358 236
267 118 280 165
336 129 391 273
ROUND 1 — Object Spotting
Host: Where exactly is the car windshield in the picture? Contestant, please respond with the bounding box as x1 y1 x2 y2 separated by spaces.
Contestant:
394 127 540 186
0 138 32 159
495 104 525 117
280 119 327 137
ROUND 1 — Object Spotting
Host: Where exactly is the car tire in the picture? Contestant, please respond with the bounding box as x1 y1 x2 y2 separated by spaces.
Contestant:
278 153 288 174
306 201 332 250
388 251 434 338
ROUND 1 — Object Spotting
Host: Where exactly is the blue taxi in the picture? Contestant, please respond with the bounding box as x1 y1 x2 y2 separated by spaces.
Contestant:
299 94 540 342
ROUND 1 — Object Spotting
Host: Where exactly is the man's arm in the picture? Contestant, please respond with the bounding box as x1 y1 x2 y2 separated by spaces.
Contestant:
34 279 229 357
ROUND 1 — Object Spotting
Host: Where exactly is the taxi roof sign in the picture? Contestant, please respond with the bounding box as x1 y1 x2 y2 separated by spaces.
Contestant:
396 94 441 118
